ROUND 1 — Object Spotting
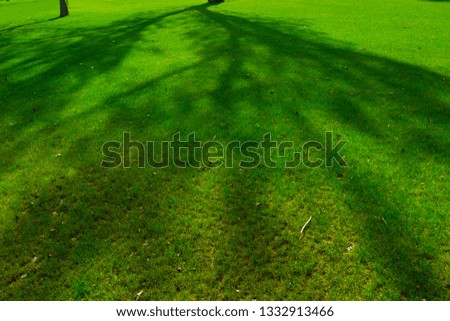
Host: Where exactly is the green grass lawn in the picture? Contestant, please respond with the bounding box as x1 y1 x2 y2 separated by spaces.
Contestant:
0 0 449 300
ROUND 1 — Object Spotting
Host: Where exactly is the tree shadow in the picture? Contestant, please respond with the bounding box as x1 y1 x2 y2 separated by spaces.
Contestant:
0 17 60 33
0 3 448 300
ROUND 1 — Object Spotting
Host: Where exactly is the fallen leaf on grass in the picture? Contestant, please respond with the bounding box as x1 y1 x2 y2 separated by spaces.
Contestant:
135 290 143 301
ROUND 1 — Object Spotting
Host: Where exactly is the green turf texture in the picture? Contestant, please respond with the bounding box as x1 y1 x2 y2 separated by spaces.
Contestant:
0 0 449 300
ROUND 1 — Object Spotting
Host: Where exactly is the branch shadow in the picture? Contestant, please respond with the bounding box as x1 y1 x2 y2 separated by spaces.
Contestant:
0 2 448 300
0 17 60 33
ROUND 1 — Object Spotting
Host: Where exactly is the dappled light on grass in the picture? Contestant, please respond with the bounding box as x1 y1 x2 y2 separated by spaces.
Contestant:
0 0 449 300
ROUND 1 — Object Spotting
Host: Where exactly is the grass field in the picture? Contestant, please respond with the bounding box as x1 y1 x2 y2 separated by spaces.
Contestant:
0 0 449 300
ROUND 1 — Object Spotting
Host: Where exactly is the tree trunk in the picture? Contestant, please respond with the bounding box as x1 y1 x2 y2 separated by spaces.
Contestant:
60 0 69 17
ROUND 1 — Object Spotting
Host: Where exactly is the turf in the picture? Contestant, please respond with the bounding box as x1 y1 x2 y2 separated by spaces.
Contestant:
0 0 449 300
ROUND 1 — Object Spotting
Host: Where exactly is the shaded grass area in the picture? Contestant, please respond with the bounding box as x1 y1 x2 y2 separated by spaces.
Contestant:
0 0 449 300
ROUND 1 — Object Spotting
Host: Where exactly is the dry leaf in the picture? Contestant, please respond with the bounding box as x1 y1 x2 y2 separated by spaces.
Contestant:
135 290 143 301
